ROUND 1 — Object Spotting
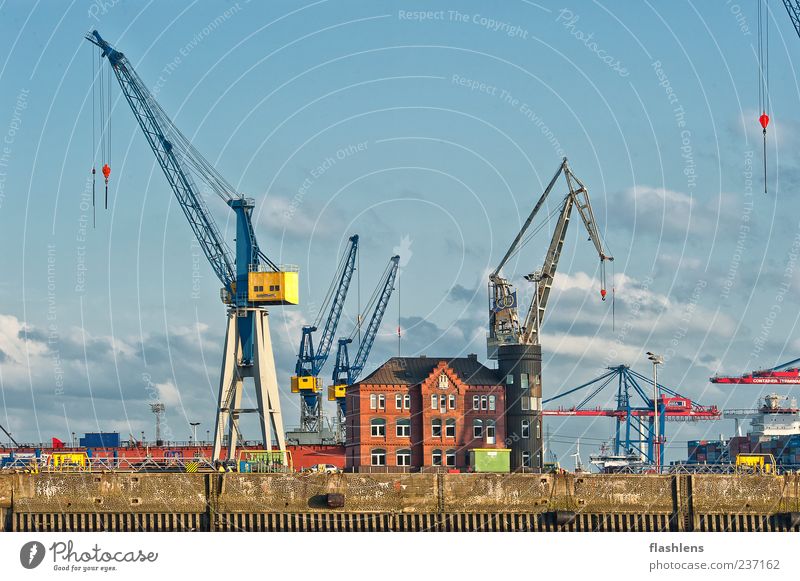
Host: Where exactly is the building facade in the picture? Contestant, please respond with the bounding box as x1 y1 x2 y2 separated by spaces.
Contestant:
345 356 506 471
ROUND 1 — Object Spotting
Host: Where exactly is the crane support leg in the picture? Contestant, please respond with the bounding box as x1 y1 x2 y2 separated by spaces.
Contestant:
212 308 286 462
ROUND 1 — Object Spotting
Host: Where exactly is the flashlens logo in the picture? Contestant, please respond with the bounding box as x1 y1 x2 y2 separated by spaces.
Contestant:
20 541 46 569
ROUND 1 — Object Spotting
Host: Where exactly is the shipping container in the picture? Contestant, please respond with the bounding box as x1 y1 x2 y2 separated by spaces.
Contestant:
79 432 120 448
469 448 511 473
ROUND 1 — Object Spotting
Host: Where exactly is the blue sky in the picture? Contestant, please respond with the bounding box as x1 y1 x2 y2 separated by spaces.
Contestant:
1 0 799 463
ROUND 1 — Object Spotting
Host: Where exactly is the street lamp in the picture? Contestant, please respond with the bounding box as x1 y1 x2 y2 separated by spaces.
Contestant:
646 352 664 471
190 422 200 446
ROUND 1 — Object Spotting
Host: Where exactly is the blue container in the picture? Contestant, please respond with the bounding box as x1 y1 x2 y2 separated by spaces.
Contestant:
79 432 120 448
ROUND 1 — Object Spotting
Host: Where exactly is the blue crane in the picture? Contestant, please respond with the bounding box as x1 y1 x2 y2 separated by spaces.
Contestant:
86 31 298 463
329 255 400 440
292 235 359 432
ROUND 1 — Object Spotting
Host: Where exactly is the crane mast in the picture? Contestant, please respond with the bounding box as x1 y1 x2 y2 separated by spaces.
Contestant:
86 31 298 464
329 255 400 441
292 235 359 433
488 158 612 358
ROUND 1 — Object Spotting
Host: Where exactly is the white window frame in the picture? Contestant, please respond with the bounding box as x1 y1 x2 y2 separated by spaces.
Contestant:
378 394 385 410
486 420 496 444
396 449 411 466
431 394 438 410
371 449 386 466
522 451 531 468
445 418 455 438
488 395 496 411
473 419 483 439
396 419 410 438
522 396 530 411
432 449 443 466
521 420 530 439
472 395 479 410
404 394 411 409
520 373 529 390
480 395 488 410
432 418 442 438
370 394 377 410
506 374 514 385
370 418 386 438
445 450 456 467
395 394 402 410
448 394 456 409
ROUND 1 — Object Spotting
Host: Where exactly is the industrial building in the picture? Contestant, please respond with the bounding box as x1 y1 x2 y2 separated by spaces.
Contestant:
345 356 509 471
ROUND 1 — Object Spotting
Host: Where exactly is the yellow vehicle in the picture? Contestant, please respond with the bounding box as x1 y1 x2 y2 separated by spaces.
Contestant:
735 453 776 474
51 452 89 471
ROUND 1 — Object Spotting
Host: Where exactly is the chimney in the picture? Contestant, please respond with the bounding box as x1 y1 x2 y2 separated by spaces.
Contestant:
468 353 478 361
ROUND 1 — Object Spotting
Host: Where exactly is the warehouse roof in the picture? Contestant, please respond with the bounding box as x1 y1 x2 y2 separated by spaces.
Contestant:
356 355 500 386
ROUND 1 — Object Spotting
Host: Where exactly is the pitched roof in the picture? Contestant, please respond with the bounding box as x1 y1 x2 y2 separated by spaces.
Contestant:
356 356 500 386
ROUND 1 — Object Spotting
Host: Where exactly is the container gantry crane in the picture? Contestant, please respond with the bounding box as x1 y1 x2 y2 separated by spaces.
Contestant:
487 157 612 358
544 365 720 468
291 235 359 433
710 356 800 384
782 1 800 37
86 31 298 464
329 255 400 442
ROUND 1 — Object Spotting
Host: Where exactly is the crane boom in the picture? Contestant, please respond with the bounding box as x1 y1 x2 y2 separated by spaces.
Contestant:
488 158 612 356
783 0 800 38
86 31 237 291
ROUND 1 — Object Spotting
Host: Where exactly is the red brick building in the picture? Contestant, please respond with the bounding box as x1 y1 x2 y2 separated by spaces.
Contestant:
345 355 506 471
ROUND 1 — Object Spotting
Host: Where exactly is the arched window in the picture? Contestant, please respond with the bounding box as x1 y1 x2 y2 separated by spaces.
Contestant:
521 420 530 439
488 395 496 411
371 448 386 466
431 394 438 409
472 395 480 410
370 418 386 438
403 394 411 409
370 394 377 410
396 418 410 438
396 449 411 466
448 394 456 409
445 418 456 438
480 395 488 410
377 394 385 409
432 449 442 466
522 451 531 468
473 418 483 439
395 394 402 409
486 419 496 444
431 418 442 438
445 449 456 467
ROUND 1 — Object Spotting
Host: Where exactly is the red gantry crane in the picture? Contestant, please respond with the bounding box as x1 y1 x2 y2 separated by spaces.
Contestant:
710 357 800 384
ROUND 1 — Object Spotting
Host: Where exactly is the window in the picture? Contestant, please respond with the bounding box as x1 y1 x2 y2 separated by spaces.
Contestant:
486 419 496 444
371 448 386 466
432 449 442 466
403 394 411 409
472 395 479 410
440 394 446 411
488 395 496 411
395 394 402 410
531 397 540 411
396 449 411 466
445 450 456 467
480 395 488 410
370 418 386 438
431 394 438 410
396 419 410 438
521 420 530 439
377 394 385 410
445 418 456 438
432 418 442 438
521 373 529 390
370 394 377 410
522 396 529 411
536 421 541 439
438 374 449 388
448 394 456 409
506 374 514 385
473 419 483 439
522 451 531 468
